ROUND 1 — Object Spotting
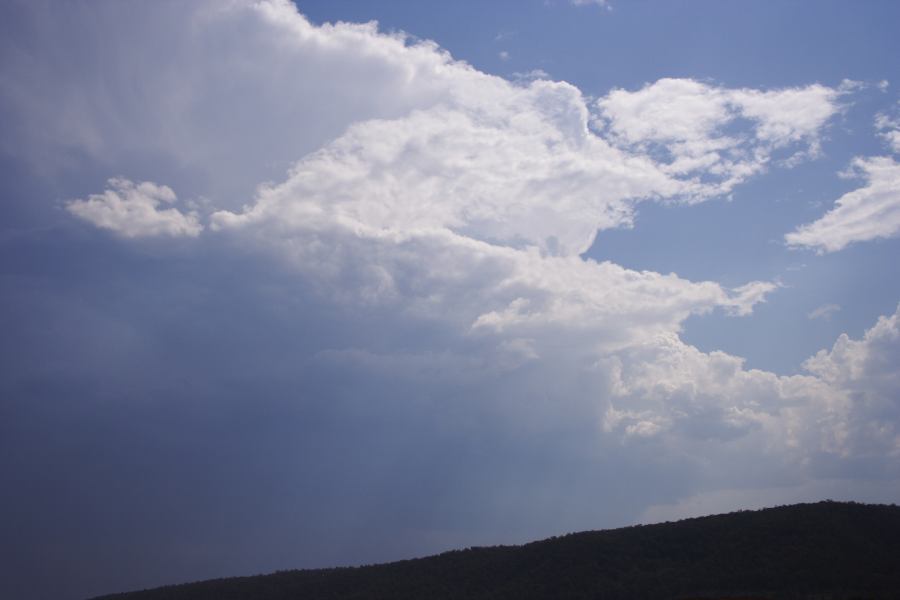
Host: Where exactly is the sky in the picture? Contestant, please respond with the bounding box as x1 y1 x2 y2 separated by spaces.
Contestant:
1 1 899 598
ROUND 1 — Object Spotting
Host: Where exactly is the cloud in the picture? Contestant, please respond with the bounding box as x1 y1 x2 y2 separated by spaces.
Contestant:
3 2 849 253
209 85 682 259
875 105 900 154
803 304 900 459
602 332 832 446
785 156 900 253
2 2 899 597
571 0 612 9
595 78 845 197
1 0 509 207
726 281 779 316
19 0 886 472
808 303 841 320
512 69 551 82
603 303 900 467
66 178 202 238
205 72 780 348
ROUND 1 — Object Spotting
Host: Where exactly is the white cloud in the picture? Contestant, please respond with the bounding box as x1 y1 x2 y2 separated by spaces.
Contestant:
875 105 900 154
735 84 840 147
210 86 684 258
726 281 779 316
213 204 772 356
808 303 841 320
803 305 900 458
601 332 839 448
205 64 780 345
571 0 612 9
602 303 900 466
512 69 550 82
595 78 844 198
66 178 202 238
785 156 900 253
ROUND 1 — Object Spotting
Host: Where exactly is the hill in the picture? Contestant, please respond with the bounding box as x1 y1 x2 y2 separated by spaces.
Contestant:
91 501 900 599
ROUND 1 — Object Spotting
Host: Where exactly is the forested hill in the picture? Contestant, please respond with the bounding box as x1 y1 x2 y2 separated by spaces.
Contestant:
93 501 900 600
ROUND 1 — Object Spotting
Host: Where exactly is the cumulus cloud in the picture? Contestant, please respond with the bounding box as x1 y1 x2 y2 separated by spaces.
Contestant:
601 332 839 447
210 88 683 258
29 0 889 471
66 178 202 238
603 303 900 470
595 78 845 197
785 156 900 253
206 77 779 350
803 305 900 459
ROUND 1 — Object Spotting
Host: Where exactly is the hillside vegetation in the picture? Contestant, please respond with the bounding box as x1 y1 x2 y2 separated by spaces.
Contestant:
92 501 900 600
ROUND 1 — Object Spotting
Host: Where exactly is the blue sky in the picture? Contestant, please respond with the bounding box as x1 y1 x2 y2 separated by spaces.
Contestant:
1 2 899 599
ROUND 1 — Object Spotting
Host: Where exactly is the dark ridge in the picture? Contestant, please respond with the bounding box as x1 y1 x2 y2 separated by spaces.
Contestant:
91 501 900 599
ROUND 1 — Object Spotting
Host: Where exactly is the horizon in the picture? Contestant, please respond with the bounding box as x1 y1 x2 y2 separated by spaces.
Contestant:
89 501 900 599
1 1 899 599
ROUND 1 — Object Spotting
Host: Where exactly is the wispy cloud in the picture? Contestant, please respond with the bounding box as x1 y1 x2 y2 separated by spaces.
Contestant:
512 69 550 82
875 103 900 153
571 0 613 10
808 304 841 320
786 156 900 253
